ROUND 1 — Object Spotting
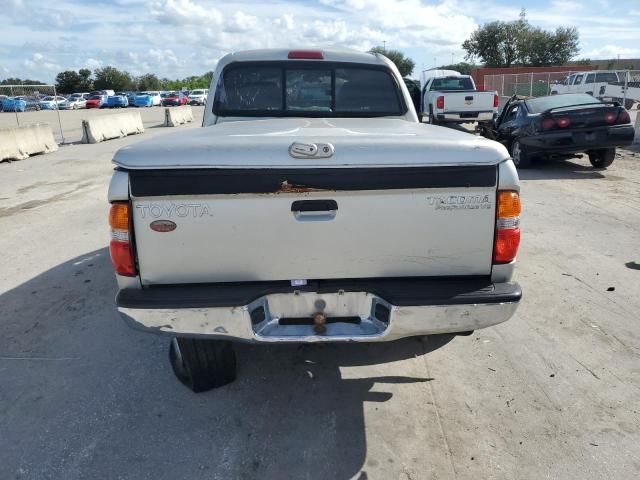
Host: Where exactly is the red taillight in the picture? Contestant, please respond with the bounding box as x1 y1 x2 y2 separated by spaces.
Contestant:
617 109 630 124
436 96 444 109
110 240 136 276
541 117 555 130
493 94 499 108
109 202 136 276
556 117 571 128
494 228 521 264
604 111 617 124
494 191 521 264
288 50 324 59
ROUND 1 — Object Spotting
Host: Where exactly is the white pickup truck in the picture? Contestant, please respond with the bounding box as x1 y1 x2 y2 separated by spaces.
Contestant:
551 71 636 110
108 48 522 392
421 70 499 125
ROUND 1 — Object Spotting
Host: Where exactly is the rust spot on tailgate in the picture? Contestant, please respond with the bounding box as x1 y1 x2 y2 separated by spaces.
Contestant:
276 180 330 194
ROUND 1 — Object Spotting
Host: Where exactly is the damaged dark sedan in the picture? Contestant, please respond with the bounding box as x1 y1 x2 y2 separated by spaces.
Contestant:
481 93 635 169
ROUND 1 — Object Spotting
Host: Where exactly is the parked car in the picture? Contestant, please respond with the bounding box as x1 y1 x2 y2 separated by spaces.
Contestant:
86 94 107 109
69 92 90 100
481 93 634 168
421 70 499 125
125 92 137 106
60 96 87 109
134 91 161 107
39 95 68 110
161 91 189 106
133 92 153 107
108 94 129 108
13 96 42 111
109 48 522 392
188 88 207 105
0 94 8 112
2 97 27 112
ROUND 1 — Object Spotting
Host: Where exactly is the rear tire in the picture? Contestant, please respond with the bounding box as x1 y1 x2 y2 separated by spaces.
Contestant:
624 99 635 110
428 107 439 126
588 148 615 169
169 338 237 392
510 140 532 169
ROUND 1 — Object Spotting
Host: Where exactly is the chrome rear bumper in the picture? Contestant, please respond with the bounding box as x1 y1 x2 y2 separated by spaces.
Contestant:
117 279 521 343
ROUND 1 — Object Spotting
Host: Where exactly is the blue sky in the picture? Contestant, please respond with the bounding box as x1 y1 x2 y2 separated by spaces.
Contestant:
2 0 639 82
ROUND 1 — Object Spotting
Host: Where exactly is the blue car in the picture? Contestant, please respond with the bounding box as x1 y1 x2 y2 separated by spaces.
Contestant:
125 92 137 106
107 95 129 108
2 97 27 112
134 93 153 107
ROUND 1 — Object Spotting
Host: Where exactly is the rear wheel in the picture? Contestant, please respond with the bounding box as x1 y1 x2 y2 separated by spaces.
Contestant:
428 107 439 125
169 338 236 392
510 140 532 169
625 99 635 110
588 148 616 169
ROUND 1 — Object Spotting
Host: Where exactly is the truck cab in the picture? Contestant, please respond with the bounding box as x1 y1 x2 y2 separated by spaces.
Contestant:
551 71 619 96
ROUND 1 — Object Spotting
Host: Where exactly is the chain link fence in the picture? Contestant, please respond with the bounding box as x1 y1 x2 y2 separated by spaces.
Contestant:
0 84 65 143
485 70 640 110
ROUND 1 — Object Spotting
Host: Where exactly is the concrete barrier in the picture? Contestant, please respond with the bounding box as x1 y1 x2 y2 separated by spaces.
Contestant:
634 112 640 144
164 106 194 127
82 111 144 144
0 123 58 162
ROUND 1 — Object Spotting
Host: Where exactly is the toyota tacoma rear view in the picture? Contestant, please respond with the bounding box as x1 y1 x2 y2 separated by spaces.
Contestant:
108 48 522 392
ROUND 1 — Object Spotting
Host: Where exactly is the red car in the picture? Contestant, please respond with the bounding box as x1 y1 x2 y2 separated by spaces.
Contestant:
161 92 189 106
86 95 105 109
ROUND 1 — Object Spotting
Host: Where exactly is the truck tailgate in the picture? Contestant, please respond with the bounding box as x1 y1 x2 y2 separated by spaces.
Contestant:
130 166 497 285
442 91 495 113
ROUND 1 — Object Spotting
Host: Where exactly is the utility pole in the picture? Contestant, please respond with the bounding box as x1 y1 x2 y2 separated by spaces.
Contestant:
383 40 386 52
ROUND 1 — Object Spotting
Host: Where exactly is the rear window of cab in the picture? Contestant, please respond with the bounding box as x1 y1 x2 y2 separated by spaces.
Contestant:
213 61 406 117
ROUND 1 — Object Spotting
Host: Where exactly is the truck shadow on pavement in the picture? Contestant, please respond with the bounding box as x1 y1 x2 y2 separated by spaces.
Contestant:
0 248 453 480
517 158 606 180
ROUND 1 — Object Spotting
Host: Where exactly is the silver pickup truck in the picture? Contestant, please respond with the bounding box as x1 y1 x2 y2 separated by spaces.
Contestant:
108 48 522 392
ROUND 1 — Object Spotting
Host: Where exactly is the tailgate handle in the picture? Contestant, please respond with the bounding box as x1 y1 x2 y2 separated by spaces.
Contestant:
291 200 338 221
465 96 474 101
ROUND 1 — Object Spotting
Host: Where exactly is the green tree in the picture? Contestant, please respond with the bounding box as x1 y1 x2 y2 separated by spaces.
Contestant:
55 70 81 93
78 68 93 91
1 78 47 85
136 73 161 91
93 66 134 91
462 19 522 67
462 10 579 67
369 46 415 76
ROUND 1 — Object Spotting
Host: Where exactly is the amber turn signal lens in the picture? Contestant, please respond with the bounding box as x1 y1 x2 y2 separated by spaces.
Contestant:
109 202 129 230
497 191 521 218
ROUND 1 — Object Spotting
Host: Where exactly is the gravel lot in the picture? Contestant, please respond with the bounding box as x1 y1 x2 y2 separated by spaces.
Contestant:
0 115 639 479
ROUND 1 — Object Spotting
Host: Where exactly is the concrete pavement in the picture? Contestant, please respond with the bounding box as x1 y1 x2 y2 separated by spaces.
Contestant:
1 122 639 480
